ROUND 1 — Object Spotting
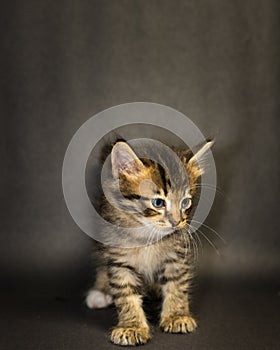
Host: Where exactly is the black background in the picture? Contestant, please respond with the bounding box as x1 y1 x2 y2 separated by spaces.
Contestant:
1 1 280 349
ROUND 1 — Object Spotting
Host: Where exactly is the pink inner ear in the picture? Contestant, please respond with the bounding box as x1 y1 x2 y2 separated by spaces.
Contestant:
119 158 139 174
113 146 142 176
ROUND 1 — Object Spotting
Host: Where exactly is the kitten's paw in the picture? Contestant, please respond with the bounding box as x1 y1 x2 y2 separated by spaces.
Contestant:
160 315 197 333
85 290 113 309
110 326 151 346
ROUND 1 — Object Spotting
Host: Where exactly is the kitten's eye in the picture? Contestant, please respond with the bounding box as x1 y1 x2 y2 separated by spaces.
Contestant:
181 198 192 209
151 198 166 209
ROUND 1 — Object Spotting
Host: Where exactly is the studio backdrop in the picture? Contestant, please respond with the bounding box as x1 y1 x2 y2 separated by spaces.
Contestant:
1 0 279 296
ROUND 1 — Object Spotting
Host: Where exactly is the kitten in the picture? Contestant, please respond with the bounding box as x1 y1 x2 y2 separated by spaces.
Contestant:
86 138 213 346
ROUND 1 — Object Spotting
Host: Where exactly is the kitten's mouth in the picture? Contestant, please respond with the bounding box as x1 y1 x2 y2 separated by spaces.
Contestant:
154 225 179 235
156 218 187 230
168 221 187 230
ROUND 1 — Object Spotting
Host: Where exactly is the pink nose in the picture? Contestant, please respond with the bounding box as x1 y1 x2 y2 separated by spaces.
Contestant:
169 219 180 227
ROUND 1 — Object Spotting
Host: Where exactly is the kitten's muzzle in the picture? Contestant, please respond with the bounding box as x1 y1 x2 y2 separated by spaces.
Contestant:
169 219 181 228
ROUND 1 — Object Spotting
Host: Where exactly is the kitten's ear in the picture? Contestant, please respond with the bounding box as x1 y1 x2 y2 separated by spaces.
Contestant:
188 139 214 175
111 142 144 179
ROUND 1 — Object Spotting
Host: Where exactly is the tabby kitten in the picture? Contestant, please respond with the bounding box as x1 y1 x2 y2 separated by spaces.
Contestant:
86 139 213 346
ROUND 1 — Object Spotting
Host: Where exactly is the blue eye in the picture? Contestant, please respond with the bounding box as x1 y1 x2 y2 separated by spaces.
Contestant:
181 198 192 209
151 198 166 208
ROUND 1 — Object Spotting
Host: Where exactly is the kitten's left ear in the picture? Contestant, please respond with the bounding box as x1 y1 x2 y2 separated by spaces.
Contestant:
111 141 145 179
188 139 215 175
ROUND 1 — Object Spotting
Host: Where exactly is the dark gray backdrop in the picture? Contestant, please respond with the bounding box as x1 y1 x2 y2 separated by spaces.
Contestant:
1 0 279 296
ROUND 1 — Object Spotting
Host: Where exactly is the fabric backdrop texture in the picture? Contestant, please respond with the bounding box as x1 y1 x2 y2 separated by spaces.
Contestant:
1 0 279 295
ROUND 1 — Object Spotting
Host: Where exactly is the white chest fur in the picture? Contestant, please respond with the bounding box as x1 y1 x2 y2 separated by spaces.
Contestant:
125 244 172 282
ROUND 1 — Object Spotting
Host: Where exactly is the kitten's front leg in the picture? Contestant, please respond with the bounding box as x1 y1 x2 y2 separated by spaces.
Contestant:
159 261 197 333
108 264 151 346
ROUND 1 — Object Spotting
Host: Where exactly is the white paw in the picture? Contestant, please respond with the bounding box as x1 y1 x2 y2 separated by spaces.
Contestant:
85 289 113 309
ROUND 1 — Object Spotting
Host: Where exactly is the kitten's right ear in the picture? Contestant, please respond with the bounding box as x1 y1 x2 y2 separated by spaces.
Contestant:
111 142 144 179
187 139 215 178
189 139 215 166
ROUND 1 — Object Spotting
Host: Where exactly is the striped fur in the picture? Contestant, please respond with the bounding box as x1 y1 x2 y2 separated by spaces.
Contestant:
87 140 212 346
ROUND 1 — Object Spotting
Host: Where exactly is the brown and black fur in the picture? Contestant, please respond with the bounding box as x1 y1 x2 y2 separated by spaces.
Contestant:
86 139 213 346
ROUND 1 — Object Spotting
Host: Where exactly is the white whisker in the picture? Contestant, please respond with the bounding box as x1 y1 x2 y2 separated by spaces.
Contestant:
191 219 226 244
196 228 221 257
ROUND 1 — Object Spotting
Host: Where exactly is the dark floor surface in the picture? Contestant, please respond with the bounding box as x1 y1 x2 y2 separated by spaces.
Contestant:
1 277 279 350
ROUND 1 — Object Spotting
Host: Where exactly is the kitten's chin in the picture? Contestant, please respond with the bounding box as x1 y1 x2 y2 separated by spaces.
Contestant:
153 226 174 237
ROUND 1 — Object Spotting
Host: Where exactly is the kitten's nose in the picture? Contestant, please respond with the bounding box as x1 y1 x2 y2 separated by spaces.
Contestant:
169 219 180 228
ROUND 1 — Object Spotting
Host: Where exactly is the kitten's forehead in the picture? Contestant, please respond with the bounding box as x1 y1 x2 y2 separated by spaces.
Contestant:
138 144 190 192
147 163 189 198
114 139 192 199
138 178 160 197
166 185 191 199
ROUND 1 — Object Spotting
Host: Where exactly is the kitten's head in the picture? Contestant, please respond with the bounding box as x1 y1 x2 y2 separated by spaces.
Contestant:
105 139 213 235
